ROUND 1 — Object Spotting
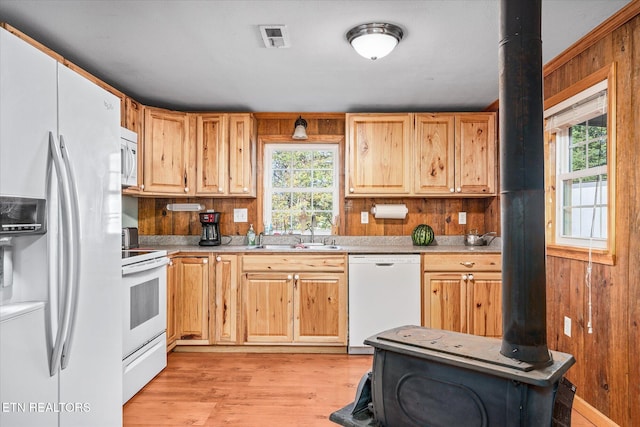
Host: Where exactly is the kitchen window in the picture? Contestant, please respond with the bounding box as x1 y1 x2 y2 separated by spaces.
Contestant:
263 144 339 235
544 67 616 262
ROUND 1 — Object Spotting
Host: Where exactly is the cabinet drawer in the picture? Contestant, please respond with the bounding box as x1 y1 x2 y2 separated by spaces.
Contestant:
423 253 501 272
242 254 346 272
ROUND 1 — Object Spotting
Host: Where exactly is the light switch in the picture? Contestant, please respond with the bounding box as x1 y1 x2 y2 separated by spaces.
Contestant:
234 208 248 222
564 316 572 337
361 211 369 224
459 212 467 225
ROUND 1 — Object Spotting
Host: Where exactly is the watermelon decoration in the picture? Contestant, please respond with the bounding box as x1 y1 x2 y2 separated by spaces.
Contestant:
411 224 434 246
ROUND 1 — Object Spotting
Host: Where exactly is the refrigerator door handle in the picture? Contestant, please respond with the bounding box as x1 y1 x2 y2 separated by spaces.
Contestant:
47 132 76 376
58 134 82 370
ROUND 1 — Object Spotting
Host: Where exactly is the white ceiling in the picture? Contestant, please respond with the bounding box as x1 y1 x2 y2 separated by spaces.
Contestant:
0 0 630 112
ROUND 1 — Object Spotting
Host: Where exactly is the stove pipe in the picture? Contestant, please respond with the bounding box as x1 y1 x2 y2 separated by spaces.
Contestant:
499 0 551 365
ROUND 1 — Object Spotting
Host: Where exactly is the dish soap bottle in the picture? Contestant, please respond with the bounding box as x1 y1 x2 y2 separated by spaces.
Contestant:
247 224 256 246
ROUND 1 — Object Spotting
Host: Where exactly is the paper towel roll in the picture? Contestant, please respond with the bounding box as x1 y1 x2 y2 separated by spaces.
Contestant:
370 204 408 219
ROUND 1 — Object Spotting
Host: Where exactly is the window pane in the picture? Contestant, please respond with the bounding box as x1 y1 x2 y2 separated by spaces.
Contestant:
312 192 333 211
272 170 291 188
314 151 334 169
272 192 291 210
293 151 312 169
312 169 333 188
292 170 312 188
291 192 311 211
272 151 292 169
569 144 586 172
587 138 607 168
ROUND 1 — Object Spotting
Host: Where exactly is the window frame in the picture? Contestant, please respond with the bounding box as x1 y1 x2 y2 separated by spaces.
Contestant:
256 135 344 236
543 64 616 265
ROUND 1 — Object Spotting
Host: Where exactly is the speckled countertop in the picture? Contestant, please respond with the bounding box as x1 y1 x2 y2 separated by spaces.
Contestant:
138 235 502 255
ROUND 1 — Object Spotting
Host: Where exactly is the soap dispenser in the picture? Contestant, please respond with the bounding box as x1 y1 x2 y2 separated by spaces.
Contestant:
247 224 256 246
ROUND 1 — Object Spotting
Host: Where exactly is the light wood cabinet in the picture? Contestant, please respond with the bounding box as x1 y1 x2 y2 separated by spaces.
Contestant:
195 113 227 195
414 114 455 194
213 254 240 344
140 110 256 197
166 256 178 352
454 113 496 195
142 107 192 195
227 114 256 196
175 256 210 344
422 253 502 338
194 112 256 197
414 113 496 196
241 255 347 345
346 112 496 197
346 113 413 196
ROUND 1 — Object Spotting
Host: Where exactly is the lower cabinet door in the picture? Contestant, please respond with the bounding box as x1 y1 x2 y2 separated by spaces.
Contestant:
242 273 294 343
294 273 347 344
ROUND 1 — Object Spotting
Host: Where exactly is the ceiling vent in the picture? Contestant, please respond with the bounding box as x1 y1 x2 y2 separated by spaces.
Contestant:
259 25 291 48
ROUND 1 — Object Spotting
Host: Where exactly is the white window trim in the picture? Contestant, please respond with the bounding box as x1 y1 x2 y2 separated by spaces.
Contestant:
263 143 339 235
545 80 609 250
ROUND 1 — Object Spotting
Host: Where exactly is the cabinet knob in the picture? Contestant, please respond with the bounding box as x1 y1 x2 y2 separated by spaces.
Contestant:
216 256 222 262
218 187 223 192
449 188 455 193
456 187 461 193
140 184 145 190
243 187 248 192
184 187 189 192
294 274 299 280
462 274 468 280
169 261 173 266
349 187 355 193
202 259 208 264
460 262 475 268
468 274 474 281
287 275 293 280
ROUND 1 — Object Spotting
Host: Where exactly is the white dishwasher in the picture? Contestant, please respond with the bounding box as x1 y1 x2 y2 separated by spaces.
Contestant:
348 254 421 354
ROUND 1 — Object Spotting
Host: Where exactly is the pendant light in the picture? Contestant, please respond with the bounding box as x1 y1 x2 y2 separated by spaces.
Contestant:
292 116 308 140
346 23 404 60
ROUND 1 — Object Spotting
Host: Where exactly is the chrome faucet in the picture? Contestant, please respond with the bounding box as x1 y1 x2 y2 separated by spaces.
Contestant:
308 215 317 243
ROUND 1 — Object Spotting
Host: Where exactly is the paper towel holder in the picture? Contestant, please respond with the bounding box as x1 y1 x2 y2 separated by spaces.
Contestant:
370 203 408 219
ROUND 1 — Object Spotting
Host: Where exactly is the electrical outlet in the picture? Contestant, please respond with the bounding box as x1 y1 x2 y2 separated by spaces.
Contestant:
233 208 248 222
459 212 467 225
564 316 572 337
361 211 369 224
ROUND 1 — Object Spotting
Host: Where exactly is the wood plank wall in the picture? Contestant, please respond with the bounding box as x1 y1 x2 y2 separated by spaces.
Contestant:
543 6 640 425
139 113 500 237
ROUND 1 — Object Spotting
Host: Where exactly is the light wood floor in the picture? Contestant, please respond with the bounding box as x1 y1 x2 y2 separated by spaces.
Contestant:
123 352 596 426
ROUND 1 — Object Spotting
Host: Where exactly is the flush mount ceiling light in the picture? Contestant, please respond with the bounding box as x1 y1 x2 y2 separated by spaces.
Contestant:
346 22 404 60
292 116 308 140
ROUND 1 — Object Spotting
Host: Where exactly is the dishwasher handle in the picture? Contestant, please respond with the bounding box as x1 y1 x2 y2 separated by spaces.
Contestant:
374 263 395 267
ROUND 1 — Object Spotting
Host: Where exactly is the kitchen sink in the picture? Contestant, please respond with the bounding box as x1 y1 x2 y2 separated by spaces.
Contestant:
244 244 342 250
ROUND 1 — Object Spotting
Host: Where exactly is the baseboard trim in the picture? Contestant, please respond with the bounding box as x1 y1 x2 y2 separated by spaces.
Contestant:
573 396 620 427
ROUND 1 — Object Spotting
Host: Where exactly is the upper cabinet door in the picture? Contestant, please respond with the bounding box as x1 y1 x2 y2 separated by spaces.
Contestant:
227 114 256 196
414 114 456 195
195 113 227 195
455 113 496 195
346 114 412 196
143 107 192 195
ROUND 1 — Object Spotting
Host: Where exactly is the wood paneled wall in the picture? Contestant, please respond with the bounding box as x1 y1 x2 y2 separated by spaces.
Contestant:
542 5 640 425
139 113 499 237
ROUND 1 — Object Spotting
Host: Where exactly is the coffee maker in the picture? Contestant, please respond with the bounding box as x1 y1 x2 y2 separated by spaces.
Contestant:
199 210 221 246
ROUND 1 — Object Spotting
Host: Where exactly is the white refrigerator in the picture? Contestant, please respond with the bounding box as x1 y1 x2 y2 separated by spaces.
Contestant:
0 27 122 426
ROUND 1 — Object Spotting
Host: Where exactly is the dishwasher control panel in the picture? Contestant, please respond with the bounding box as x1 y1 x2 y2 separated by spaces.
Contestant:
348 254 420 264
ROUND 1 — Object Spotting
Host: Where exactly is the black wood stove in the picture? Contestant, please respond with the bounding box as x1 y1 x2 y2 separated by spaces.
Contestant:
331 1 576 425
330 326 575 426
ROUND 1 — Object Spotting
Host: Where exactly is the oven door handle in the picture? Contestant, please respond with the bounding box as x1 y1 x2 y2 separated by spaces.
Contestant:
122 257 169 276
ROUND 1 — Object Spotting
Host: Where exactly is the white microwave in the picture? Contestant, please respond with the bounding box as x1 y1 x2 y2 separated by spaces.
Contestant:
120 127 138 188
